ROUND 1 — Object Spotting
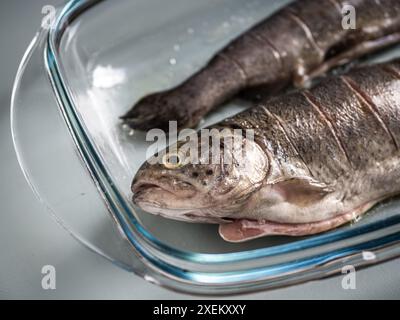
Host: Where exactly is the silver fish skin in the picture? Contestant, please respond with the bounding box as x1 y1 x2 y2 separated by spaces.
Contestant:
132 58 400 242
122 0 400 131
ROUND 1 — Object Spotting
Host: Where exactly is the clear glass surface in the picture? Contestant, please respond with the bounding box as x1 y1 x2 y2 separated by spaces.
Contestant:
11 0 400 295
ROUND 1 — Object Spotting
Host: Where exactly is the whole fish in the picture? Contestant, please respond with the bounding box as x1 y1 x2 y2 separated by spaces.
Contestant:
132 58 400 242
122 0 400 131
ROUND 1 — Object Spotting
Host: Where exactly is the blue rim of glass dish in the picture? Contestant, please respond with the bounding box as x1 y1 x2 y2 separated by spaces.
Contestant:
43 0 400 290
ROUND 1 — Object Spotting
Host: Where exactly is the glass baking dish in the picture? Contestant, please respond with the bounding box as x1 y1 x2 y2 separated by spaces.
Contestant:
11 0 400 295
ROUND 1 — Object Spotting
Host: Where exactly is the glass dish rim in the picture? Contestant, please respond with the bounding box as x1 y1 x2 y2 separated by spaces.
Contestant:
39 0 400 291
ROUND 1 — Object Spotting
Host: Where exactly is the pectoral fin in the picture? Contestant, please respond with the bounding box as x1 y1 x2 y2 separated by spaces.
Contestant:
267 177 334 208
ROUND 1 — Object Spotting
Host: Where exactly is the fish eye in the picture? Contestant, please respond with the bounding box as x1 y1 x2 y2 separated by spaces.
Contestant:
162 152 184 169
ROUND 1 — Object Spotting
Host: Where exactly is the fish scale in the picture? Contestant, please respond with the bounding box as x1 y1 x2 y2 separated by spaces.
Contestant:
346 63 400 148
307 74 398 168
261 92 351 183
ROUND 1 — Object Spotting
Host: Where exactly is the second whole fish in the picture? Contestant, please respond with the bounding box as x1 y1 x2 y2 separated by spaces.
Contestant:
122 0 400 131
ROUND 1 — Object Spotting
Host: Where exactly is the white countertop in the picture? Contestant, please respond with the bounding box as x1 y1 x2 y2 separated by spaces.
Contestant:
0 0 399 299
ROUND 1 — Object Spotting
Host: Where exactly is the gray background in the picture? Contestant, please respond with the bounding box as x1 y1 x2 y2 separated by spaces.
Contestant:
0 0 399 299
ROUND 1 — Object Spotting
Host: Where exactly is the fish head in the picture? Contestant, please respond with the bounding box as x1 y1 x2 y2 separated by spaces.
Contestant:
131 129 269 223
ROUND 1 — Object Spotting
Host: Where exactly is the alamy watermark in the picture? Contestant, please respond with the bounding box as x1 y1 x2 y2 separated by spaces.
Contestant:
342 4 356 30
41 5 56 30
144 121 255 167
341 265 356 290
41 265 56 290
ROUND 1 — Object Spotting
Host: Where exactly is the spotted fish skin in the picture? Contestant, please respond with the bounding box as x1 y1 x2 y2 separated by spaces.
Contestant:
122 0 400 131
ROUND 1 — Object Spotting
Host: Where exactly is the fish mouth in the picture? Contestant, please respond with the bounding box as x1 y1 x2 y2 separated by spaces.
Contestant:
131 178 198 209
132 180 177 202
183 213 234 224
132 182 167 195
133 200 231 224
132 180 233 223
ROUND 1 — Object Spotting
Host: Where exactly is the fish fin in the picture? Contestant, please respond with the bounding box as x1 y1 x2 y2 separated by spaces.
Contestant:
268 177 334 208
297 32 400 87
219 200 378 243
